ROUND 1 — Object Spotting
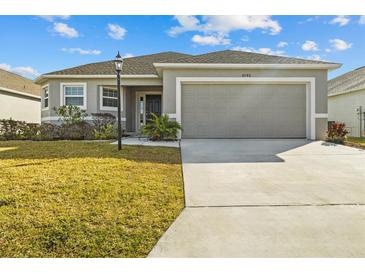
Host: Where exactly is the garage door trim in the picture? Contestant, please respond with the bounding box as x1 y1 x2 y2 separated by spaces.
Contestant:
175 77 316 140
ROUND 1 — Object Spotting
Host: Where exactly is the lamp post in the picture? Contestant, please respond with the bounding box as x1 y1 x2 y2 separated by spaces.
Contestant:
115 51 123 150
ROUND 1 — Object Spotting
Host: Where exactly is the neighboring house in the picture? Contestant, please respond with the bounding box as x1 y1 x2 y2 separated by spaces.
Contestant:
0 69 41 123
35 50 340 140
328 66 365 137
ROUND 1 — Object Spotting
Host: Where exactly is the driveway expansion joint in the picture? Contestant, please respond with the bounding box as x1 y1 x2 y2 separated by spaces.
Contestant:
186 203 365 208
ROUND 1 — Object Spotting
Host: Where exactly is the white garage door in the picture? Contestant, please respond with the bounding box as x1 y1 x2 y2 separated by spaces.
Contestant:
181 84 306 138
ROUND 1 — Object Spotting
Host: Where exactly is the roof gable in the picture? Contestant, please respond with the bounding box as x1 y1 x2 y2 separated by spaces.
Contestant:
167 50 338 65
328 66 365 96
45 51 192 76
0 69 40 96
40 49 341 80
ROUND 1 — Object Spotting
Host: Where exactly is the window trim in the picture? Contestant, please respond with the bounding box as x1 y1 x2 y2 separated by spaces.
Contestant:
41 84 49 110
60 82 87 110
99 86 121 111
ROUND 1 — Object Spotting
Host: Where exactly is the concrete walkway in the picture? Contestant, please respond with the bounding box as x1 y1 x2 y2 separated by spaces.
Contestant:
149 139 365 257
111 137 179 148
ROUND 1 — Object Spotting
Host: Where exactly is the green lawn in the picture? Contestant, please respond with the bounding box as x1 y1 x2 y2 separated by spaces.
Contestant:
346 137 365 145
0 141 184 257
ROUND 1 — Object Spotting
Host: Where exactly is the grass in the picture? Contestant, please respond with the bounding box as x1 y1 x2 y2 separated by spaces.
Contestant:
346 137 365 145
345 137 365 149
0 141 184 258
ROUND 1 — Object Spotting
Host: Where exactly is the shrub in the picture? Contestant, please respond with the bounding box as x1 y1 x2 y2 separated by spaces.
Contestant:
91 113 116 130
0 119 39 140
60 121 94 140
37 123 61 141
91 113 117 139
54 105 87 126
327 122 349 144
141 113 182 141
22 123 41 140
0 119 63 141
0 118 24 140
94 124 117 140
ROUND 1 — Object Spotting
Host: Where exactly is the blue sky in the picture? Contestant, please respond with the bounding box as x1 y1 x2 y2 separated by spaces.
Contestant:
0 15 364 79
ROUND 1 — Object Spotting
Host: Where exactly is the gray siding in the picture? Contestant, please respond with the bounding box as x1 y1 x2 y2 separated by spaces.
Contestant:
41 78 162 128
0 89 41 123
328 89 365 137
162 68 328 139
162 68 327 114
182 84 306 138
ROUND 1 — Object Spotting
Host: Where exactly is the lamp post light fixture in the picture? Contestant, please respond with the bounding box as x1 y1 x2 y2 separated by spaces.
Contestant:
115 51 123 150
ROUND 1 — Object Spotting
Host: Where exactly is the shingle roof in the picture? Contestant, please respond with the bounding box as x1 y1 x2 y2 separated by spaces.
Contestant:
328 66 365 96
0 69 40 97
45 51 192 76
43 50 339 78
169 50 338 65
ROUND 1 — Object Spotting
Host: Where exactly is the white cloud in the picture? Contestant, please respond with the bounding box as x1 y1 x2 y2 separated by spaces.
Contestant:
61 48 101 55
241 35 249 42
169 15 282 37
169 15 201 36
298 16 320 24
277 41 288 48
329 15 350 26
192 34 230 46
107 24 126 40
0 63 12 71
307 54 323 61
232 46 285 56
52 22 79 38
122 53 134 58
38 15 70 22
301 40 319 51
359 16 365 24
0 63 39 79
329 38 353 51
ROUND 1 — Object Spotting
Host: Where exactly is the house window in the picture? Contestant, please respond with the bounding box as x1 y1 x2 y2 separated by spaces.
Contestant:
42 85 49 109
61 83 87 109
100 87 120 111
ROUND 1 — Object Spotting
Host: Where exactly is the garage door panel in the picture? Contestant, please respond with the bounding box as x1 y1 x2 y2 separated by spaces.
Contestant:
181 84 306 139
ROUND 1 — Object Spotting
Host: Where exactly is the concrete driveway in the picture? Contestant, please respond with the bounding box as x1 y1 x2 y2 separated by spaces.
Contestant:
149 139 365 257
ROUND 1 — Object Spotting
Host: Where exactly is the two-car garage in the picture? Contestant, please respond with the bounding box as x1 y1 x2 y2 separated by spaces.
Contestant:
181 83 307 139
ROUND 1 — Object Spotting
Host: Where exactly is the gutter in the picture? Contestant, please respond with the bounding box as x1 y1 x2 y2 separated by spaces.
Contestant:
153 63 342 74
328 87 365 97
35 74 159 84
0 86 41 99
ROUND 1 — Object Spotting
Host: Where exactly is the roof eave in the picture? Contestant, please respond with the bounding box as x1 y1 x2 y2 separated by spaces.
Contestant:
153 63 342 71
35 74 159 84
328 87 365 97
0 86 41 99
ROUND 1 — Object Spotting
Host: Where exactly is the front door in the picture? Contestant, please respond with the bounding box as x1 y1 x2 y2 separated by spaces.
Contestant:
145 95 162 122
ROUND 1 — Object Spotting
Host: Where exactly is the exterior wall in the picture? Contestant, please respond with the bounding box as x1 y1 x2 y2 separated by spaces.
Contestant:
40 77 162 129
125 85 163 132
315 118 328 139
181 84 306 138
328 89 365 137
0 89 41 123
162 68 329 140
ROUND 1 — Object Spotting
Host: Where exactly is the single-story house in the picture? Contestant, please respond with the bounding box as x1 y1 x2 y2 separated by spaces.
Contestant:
328 66 365 137
35 50 341 139
0 69 41 123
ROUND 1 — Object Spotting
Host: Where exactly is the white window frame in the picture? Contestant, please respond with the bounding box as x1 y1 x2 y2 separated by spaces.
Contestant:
99 86 120 111
60 82 87 110
41 84 49 110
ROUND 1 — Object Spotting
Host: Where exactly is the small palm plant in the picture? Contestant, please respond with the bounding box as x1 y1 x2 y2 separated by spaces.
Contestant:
141 113 182 141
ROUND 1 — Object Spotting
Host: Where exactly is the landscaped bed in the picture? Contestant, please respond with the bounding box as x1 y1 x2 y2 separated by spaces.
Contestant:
344 137 365 149
0 141 184 257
